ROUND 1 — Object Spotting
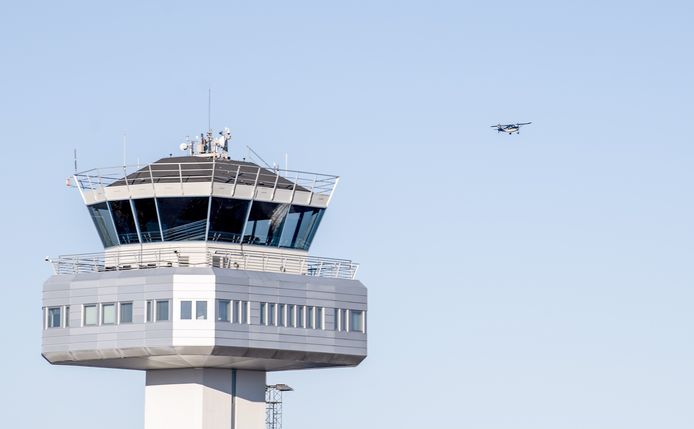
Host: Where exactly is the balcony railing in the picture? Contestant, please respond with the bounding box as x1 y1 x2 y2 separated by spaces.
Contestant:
47 247 359 280
73 160 339 198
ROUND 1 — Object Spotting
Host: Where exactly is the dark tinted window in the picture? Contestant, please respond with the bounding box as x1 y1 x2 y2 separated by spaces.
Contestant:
87 202 119 247
109 200 139 244
133 198 162 242
157 197 209 241
279 205 325 250
208 198 250 243
243 202 289 246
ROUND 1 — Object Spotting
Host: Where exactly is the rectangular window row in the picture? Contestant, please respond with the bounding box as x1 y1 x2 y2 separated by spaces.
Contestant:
334 308 366 333
44 301 366 333
259 303 325 330
216 300 250 324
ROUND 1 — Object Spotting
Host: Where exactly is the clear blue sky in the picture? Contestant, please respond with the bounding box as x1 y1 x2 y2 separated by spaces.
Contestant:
1 1 693 428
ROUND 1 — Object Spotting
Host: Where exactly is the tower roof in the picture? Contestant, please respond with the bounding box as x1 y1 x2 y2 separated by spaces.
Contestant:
110 156 306 191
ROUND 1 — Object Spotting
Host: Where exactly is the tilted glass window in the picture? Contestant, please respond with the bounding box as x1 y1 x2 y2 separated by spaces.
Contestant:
133 198 162 242
350 310 364 333
196 301 207 320
102 303 116 325
48 307 61 328
279 206 325 250
217 299 231 322
87 202 119 248
109 200 139 245
120 302 133 323
180 301 192 320
84 304 98 326
208 198 250 243
156 300 169 321
157 197 209 241
243 202 289 246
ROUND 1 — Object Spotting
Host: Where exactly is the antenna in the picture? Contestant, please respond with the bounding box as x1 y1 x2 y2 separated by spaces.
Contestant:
208 88 211 132
73 148 77 173
123 133 127 166
245 145 273 169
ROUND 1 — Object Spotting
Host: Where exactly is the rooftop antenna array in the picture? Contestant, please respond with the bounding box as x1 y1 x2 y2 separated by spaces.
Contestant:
179 128 232 159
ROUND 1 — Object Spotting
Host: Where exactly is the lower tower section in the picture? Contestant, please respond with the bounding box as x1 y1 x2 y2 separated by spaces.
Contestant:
145 369 266 429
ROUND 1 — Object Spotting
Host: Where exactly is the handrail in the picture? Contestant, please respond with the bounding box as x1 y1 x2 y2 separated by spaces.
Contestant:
47 247 359 280
73 160 339 198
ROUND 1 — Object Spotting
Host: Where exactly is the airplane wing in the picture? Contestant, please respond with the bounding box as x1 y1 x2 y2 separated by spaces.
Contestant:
517 122 532 125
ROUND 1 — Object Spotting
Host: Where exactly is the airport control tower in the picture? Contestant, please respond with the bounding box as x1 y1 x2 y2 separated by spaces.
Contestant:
41 130 367 429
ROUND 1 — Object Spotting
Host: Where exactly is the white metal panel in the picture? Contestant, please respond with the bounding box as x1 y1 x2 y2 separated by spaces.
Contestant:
104 185 130 200
272 188 292 203
291 190 311 205
310 193 330 208
182 182 213 196
233 185 254 199
211 183 234 198
254 187 273 201
130 184 156 199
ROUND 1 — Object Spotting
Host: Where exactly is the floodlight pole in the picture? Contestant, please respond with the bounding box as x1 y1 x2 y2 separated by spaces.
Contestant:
265 384 293 429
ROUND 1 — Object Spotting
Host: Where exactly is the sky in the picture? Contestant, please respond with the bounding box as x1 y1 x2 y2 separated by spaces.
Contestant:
1 1 693 428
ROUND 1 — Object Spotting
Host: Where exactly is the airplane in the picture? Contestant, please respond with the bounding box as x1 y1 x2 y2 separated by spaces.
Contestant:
491 122 532 134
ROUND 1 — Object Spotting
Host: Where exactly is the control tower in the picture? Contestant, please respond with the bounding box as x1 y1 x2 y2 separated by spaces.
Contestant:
42 130 367 429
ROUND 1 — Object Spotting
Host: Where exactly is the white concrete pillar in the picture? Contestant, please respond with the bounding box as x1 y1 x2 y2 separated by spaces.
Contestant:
145 368 266 429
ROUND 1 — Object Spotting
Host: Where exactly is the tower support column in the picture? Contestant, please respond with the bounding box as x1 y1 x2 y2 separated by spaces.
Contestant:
145 368 266 429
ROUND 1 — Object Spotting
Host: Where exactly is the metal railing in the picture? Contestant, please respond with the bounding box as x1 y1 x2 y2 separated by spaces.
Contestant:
47 247 359 280
73 160 339 198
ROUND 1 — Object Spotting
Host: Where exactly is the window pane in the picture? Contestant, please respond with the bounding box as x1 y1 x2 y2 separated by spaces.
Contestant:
278 304 286 327
157 197 209 241
208 198 250 243
146 301 153 322
241 301 248 324
133 198 162 242
102 304 116 325
180 301 192 320
156 300 169 321
340 309 347 332
48 307 61 328
65 306 70 327
288 305 295 327
315 307 323 329
350 310 364 333
268 303 276 325
84 305 97 326
297 305 305 328
196 301 207 320
120 303 133 323
333 309 339 331
260 303 267 325
109 200 139 244
279 206 325 250
87 202 119 247
243 202 289 246
307 306 314 329
217 300 230 322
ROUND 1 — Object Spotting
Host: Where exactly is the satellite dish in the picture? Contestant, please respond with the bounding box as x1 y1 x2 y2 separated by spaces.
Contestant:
179 143 189 151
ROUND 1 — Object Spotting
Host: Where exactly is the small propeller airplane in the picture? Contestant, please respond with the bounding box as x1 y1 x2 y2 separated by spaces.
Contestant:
491 122 532 134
